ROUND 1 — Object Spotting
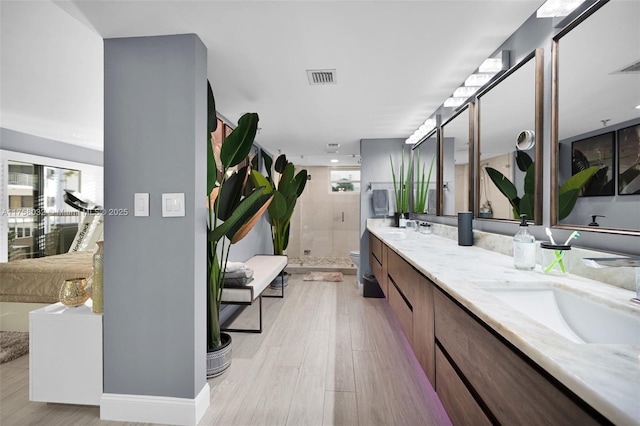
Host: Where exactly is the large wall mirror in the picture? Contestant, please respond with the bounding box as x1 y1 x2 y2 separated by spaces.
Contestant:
476 49 543 223
412 129 438 215
551 0 640 234
440 103 473 216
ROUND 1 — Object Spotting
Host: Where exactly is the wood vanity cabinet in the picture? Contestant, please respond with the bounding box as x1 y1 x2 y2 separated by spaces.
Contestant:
369 233 387 296
386 246 436 387
434 289 602 425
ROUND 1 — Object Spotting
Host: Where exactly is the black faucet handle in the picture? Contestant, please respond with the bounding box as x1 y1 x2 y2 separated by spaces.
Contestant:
588 215 605 226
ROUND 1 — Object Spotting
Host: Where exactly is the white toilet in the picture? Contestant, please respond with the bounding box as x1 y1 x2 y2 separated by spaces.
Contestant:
349 250 363 294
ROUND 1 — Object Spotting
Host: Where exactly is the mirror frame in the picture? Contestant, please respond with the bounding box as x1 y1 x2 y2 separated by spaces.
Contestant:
475 48 544 224
439 102 474 216
550 1 640 236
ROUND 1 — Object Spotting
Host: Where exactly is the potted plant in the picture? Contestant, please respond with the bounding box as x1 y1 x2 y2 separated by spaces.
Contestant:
251 152 307 287
413 149 436 214
485 151 599 220
206 83 273 376
390 148 413 225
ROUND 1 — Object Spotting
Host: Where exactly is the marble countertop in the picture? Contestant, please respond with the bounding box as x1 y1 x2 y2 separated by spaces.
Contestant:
368 223 640 425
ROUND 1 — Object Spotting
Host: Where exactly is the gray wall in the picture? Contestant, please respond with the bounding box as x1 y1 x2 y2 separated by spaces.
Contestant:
359 137 405 281
0 128 103 166
103 34 206 399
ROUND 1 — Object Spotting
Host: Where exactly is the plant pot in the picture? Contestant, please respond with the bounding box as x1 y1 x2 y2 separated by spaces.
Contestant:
206 332 232 378
270 271 289 289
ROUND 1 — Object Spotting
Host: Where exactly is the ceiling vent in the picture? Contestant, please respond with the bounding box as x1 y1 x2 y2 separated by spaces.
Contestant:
325 149 339 154
612 59 640 74
307 69 337 85
327 143 341 148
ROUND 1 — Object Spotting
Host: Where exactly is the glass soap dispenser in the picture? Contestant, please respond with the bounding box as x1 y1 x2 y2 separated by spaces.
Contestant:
514 214 536 270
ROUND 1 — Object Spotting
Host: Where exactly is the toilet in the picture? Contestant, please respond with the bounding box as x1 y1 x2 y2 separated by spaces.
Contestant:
349 250 363 294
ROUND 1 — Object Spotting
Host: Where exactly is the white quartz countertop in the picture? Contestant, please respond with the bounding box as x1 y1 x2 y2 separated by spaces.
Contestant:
368 224 640 425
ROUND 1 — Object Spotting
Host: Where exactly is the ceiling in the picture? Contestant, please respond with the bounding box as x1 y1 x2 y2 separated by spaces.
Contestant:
0 0 545 166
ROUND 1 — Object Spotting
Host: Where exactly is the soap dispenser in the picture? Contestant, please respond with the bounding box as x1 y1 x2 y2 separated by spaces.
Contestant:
514 214 536 270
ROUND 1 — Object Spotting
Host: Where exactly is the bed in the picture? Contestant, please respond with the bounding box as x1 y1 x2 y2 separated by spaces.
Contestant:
0 251 94 331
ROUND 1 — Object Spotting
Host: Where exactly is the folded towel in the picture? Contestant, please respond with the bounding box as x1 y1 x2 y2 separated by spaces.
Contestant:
224 277 254 286
224 261 246 273
224 267 254 279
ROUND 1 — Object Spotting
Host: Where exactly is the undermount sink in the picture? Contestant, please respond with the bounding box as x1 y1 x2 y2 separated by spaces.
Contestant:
479 284 640 345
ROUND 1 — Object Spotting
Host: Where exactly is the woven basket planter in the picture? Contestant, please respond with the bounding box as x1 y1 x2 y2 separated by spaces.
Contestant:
206 332 232 378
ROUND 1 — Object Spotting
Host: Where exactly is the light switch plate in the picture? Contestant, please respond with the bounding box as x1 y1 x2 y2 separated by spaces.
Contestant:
162 193 185 217
134 193 149 217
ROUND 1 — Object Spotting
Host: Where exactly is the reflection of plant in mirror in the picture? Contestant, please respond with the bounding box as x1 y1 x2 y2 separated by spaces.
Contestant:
390 149 413 213
413 149 436 213
486 152 599 220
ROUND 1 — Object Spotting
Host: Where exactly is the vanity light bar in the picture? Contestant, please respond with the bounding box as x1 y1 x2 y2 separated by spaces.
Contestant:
536 0 586 18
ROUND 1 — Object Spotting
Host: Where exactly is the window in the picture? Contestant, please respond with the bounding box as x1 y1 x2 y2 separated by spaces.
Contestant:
330 169 360 193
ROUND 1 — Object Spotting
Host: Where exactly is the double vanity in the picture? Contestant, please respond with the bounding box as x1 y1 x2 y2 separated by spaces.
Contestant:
367 221 639 425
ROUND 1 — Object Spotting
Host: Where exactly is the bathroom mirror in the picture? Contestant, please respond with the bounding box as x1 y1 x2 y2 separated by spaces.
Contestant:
440 103 473 216
476 49 543 223
412 129 438 215
551 0 640 234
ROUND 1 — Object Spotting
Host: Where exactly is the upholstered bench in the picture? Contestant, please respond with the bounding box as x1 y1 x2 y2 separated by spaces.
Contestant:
220 255 287 333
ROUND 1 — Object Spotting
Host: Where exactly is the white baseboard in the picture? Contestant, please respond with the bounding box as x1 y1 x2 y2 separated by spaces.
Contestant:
100 383 210 426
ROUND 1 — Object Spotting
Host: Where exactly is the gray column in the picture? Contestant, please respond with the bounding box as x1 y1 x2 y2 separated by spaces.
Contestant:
103 34 206 399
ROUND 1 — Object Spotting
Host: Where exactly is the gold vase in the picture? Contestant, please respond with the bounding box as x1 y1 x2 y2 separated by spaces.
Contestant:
59 278 89 307
92 241 104 313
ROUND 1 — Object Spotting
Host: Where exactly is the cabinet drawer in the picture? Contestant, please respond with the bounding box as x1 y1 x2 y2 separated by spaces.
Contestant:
370 233 382 263
434 289 600 425
387 249 416 305
413 275 435 386
388 277 413 345
436 346 492 426
370 251 385 297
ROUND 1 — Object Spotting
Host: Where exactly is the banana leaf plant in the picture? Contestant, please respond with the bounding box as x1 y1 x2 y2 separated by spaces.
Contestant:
413 149 436 213
485 151 599 221
251 152 308 255
390 148 413 214
206 83 273 350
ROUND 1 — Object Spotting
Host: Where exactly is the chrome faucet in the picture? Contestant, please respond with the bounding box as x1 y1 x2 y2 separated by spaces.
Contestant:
583 258 640 304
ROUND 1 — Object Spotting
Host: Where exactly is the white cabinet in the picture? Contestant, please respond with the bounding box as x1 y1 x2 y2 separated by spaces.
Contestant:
29 301 102 405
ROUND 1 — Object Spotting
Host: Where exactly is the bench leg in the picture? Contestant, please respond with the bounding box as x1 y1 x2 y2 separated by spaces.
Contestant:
221 295 263 334
263 269 286 299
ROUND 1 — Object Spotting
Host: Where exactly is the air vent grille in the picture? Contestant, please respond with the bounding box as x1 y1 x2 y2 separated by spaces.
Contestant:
325 150 339 154
612 60 640 74
327 143 341 148
307 69 337 85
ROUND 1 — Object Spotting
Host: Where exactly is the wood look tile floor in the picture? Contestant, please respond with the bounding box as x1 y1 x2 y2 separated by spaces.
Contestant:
0 274 451 426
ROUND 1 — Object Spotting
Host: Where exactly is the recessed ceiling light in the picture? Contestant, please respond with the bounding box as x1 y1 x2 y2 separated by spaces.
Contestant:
330 159 339 163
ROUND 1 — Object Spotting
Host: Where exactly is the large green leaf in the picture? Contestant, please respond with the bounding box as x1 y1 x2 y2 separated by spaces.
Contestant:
207 81 217 134
519 193 534 219
485 167 518 202
559 166 599 194
224 193 272 243
251 170 274 194
558 188 579 220
267 191 287 221
582 167 609 196
294 170 308 197
261 150 273 181
208 186 266 243
274 154 288 174
523 163 535 196
515 151 532 173
207 131 217 195
278 163 296 196
220 113 259 169
215 166 248 221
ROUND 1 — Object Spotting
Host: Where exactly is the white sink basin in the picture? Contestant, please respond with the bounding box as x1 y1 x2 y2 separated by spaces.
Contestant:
483 286 640 344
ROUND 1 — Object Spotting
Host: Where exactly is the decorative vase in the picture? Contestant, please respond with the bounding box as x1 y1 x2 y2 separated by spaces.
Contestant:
206 332 232 377
270 271 289 289
92 241 104 314
59 278 89 307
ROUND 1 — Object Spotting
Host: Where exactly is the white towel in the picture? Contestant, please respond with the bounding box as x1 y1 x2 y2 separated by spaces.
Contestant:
224 261 246 273
224 267 254 279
